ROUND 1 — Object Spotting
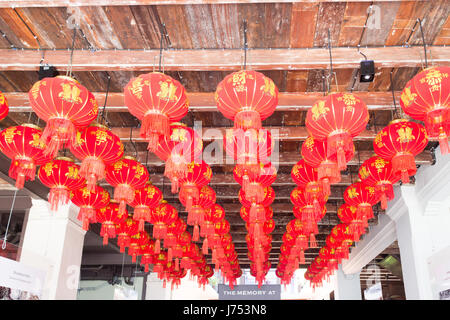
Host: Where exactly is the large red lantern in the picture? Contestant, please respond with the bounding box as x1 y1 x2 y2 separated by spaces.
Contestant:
290 185 327 230
38 157 85 211
400 66 450 154
344 182 380 225
291 159 326 212
70 185 110 230
0 91 9 121
233 162 277 203
201 204 225 254
301 136 354 196
70 124 124 191
373 119 428 184
105 156 149 215
150 201 178 253
116 216 139 253
215 70 278 130
28 76 98 157
358 156 401 210
124 72 189 152
0 124 52 189
96 201 127 245
306 93 369 170
130 182 163 232
153 123 203 192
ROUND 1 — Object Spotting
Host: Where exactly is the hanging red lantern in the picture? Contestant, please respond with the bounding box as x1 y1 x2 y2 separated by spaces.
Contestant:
306 93 369 170
124 72 189 152
358 156 401 210
290 185 327 234
128 231 149 263
400 66 449 154
202 204 225 254
140 240 155 273
337 203 365 242
70 185 110 231
233 162 277 203
130 182 163 232
38 157 85 211
116 215 139 253
28 76 98 157
344 182 380 225
0 91 9 121
0 124 52 189
70 123 124 191
150 201 178 254
240 205 273 225
373 119 428 184
286 219 310 265
165 218 187 262
239 186 275 222
105 156 149 216
96 201 127 245
301 136 354 196
153 251 168 276
153 123 203 192
319 246 339 272
215 70 278 130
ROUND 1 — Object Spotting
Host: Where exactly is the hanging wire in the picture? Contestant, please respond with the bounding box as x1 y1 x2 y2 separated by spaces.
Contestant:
66 27 77 78
326 29 333 92
321 70 327 96
389 69 399 120
99 74 111 126
242 19 248 70
417 18 428 68
2 189 18 250
129 126 138 159
158 23 169 73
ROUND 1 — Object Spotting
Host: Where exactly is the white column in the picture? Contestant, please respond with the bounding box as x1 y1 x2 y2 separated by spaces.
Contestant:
19 199 86 300
145 272 172 300
334 265 362 300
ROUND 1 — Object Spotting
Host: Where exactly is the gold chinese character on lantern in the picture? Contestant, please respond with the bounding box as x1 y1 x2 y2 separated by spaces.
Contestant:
396 127 415 143
59 83 82 104
66 165 79 179
42 162 54 176
311 100 330 121
401 87 417 107
133 164 145 179
30 80 45 100
95 129 110 146
3 127 19 144
232 71 247 92
157 81 178 102
373 158 387 172
347 187 359 199
260 78 275 97
30 133 46 149
129 77 144 99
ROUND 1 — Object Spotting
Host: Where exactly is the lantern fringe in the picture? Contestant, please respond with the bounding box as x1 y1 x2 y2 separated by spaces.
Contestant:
80 157 105 192
141 112 170 153
245 182 264 203
133 206 150 231
100 223 116 245
114 184 134 215
438 132 449 155
77 207 96 231
48 187 70 212
392 153 416 184
202 238 209 255
234 110 261 130
327 132 353 171
299 249 305 265
167 247 173 261
154 239 161 254
193 224 200 242
165 155 188 193
41 118 76 158
309 233 317 248
9 159 36 190
117 235 130 253
175 258 180 271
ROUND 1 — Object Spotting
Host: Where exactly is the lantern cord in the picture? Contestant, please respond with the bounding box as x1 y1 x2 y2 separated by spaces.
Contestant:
321 70 327 96
327 29 333 92
417 18 428 68
66 27 77 78
242 20 248 70
99 75 111 126
129 127 138 160
2 188 17 250
389 69 399 120
158 23 168 73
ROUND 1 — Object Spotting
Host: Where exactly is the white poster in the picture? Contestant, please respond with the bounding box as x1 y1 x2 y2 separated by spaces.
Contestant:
364 282 383 300
113 285 138 300
0 256 46 300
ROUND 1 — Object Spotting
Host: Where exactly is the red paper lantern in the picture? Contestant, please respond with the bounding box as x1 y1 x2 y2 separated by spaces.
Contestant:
373 119 428 184
105 156 149 216
38 157 85 211
400 66 450 154
128 231 149 263
319 246 339 271
130 182 163 232
215 70 278 130
150 201 178 254
344 182 380 225
96 201 127 245
240 205 273 224
140 240 155 273
28 76 98 157
124 72 189 152
337 203 365 242
165 218 187 261
116 216 139 253
70 124 124 191
301 136 354 196
0 124 52 189
233 162 277 203
290 185 327 231
358 156 401 210
0 91 9 121
202 204 225 254
153 123 203 192
306 93 369 170
239 186 275 221
70 185 110 231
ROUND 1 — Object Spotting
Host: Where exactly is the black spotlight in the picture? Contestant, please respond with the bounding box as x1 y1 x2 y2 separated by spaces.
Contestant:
38 64 58 80
360 60 375 82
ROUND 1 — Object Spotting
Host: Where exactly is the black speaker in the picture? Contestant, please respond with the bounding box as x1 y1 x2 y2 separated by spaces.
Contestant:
38 64 58 80
360 60 375 82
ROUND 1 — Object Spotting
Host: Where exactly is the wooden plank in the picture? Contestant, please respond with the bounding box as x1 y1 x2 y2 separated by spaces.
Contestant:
5 91 404 112
289 2 319 48
360 1 401 46
313 2 347 47
337 2 370 47
434 15 450 45
0 46 447 71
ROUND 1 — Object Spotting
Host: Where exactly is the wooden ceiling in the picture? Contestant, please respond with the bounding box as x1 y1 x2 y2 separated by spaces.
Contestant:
0 0 448 284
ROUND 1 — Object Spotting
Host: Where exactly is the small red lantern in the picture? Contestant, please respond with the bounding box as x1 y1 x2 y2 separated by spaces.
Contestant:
373 119 428 184
239 186 275 220
165 218 187 261
344 182 380 224
96 201 127 245
105 156 149 215
70 185 110 231
70 124 124 191
240 205 273 224
215 70 278 130
38 157 85 211
306 93 369 170
319 246 339 271
290 185 327 233
130 182 163 232
233 162 277 203
0 91 9 121
116 216 139 253
28 76 98 157
337 203 365 242
124 72 189 152
128 231 149 263
358 156 401 210
202 204 225 254
140 240 155 273
400 66 450 154
150 201 178 254
0 124 52 189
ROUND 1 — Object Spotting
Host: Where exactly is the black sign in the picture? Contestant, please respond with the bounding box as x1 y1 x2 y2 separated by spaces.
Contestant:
218 284 281 300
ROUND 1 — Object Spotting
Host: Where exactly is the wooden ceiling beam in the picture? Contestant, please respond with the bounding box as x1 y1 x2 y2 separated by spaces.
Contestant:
0 46 447 71
0 1 424 8
7 91 402 113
